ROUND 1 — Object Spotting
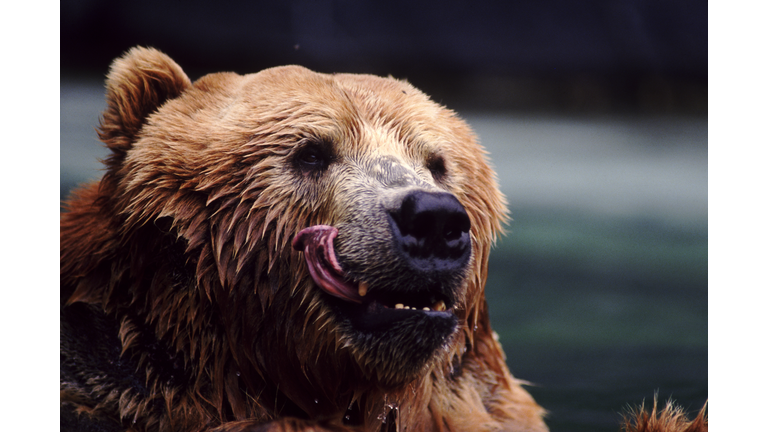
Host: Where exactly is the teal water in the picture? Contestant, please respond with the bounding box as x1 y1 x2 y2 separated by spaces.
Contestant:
486 210 707 431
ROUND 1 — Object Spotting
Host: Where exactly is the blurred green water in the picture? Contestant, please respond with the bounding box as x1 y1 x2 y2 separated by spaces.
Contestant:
485 209 707 431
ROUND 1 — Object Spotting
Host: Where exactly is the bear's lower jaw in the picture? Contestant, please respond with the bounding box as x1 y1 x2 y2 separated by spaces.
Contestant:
336 298 460 381
334 298 459 376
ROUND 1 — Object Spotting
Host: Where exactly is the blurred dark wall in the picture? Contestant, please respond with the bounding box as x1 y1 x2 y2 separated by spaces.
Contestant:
61 0 707 114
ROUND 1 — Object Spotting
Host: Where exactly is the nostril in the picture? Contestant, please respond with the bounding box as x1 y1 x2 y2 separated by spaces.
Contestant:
443 214 469 242
445 213 470 240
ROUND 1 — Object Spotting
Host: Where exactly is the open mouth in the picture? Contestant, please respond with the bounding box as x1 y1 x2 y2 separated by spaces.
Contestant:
292 225 455 329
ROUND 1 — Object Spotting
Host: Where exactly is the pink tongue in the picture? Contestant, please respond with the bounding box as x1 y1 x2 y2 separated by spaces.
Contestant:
292 225 362 304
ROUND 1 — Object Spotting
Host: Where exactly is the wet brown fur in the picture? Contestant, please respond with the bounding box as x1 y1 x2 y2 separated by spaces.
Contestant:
60 47 546 432
622 398 708 432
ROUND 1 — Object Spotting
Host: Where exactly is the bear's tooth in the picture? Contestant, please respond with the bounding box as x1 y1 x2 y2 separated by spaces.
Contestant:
358 281 369 297
395 303 404 309
423 307 430 311
434 300 446 312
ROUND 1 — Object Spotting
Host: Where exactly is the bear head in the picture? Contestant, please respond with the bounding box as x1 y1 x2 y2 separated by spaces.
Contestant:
61 47 511 427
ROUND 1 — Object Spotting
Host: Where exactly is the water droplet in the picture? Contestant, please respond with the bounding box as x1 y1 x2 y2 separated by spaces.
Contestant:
235 371 240 377
473 325 478 332
314 399 319 404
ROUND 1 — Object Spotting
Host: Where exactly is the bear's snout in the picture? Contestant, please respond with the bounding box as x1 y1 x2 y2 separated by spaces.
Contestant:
388 190 471 274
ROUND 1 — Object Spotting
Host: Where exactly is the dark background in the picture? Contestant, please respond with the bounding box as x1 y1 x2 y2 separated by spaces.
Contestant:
60 2 707 431
61 1 706 115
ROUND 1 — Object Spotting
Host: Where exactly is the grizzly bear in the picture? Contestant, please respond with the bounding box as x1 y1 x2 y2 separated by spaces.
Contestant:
60 47 548 432
61 48 707 432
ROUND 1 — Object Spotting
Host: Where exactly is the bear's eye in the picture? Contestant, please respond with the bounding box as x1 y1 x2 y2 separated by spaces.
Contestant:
294 140 332 175
426 153 447 182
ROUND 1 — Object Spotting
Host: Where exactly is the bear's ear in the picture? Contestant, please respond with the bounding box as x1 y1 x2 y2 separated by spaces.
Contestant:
98 46 192 156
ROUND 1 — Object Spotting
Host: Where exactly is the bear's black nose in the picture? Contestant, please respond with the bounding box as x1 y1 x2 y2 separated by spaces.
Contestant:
389 191 471 272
